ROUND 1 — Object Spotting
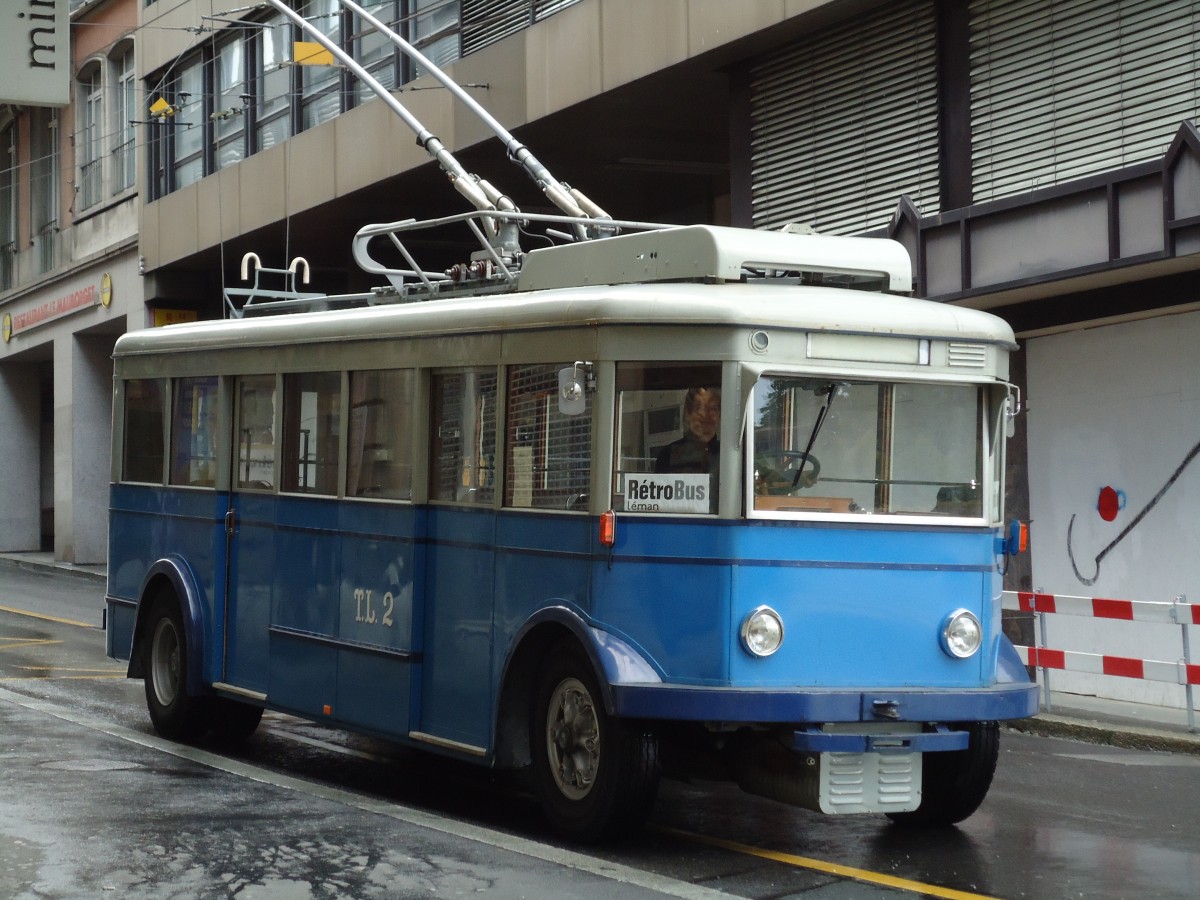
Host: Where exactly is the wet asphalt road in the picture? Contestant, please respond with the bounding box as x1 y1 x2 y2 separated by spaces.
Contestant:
2 563 1199 899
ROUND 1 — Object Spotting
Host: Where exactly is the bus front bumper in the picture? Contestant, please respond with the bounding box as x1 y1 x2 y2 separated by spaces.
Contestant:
609 681 1039 725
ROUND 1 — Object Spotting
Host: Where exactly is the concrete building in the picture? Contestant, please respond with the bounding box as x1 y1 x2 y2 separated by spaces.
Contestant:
3 0 1199 707
0 0 138 563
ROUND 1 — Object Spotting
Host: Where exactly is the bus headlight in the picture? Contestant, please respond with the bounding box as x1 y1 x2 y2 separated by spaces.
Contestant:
741 606 784 657
940 609 982 659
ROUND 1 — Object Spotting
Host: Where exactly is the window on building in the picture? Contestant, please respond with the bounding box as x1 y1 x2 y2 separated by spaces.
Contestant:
113 46 137 194
354 1 400 104
78 64 104 210
256 12 293 151
504 363 592 510
172 60 205 189
282 371 342 494
431 369 497 504
0 121 16 291
413 0 462 73
29 107 60 274
214 37 247 170
123 379 167 483
170 376 219 488
348 369 414 500
301 0 345 129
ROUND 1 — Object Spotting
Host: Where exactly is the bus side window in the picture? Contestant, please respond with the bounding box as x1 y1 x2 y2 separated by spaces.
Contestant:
613 362 722 514
505 363 591 511
281 372 341 495
236 374 276 490
431 370 497 504
348 369 414 500
123 378 166 484
169 376 219 488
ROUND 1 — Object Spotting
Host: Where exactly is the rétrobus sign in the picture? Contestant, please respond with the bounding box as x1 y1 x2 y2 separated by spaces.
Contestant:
0 0 69 107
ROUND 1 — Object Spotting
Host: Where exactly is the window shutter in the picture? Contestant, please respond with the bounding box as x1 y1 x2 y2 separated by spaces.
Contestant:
970 0 1200 202
750 0 940 235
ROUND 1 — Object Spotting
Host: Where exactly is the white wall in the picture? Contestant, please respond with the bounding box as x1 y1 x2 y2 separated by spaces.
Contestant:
1026 310 1200 707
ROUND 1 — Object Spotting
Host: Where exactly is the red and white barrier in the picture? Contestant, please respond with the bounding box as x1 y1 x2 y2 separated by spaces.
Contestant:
1004 591 1200 626
1000 590 1200 716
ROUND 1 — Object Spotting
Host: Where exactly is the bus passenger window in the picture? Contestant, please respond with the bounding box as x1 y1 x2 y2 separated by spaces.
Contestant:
505 363 591 511
282 372 341 495
613 362 721 514
236 375 276 490
431 370 497 504
348 369 414 500
122 379 165 483
169 376 219 488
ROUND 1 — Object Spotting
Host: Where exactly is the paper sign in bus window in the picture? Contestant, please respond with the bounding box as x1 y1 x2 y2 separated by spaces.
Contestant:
623 473 710 513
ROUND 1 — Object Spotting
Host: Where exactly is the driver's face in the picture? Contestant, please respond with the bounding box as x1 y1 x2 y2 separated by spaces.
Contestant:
687 388 720 442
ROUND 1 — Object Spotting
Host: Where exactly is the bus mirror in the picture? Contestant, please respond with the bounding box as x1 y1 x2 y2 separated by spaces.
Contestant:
558 365 587 416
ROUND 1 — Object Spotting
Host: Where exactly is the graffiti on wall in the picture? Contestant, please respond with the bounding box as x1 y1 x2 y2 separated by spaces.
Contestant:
1067 437 1200 585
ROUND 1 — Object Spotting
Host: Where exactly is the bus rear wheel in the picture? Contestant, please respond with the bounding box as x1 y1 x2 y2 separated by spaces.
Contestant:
531 643 660 841
143 594 212 742
886 721 999 827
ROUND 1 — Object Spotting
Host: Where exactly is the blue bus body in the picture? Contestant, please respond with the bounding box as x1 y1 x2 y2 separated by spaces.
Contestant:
106 227 1036 837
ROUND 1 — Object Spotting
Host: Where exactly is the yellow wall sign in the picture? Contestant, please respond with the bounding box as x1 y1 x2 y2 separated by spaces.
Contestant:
100 272 113 307
2 312 11 343
152 309 198 327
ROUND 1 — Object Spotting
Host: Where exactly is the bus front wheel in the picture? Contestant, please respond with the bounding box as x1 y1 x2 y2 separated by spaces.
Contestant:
886 721 999 827
143 594 212 742
530 643 660 841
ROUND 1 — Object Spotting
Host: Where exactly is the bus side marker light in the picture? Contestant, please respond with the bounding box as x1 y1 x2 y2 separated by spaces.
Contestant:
599 510 616 547
741 606 784 657
940 609 982 659
323 704 333 716
1006 519 1028 555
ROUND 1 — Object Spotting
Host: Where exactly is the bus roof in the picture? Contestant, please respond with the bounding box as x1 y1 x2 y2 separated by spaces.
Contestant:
115 281 1016 358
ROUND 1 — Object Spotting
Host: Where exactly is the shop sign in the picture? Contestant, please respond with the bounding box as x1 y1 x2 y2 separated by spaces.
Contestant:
2 281 100 342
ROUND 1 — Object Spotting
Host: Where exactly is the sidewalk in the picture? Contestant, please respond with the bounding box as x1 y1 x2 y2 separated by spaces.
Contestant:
1 551 1196 753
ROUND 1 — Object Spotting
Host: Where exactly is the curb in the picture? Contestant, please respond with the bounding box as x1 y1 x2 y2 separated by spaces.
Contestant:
1006 715 1200 757
0 555 107 585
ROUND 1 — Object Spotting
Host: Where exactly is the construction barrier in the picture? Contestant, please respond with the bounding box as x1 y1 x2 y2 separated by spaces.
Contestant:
1001 590 1198 732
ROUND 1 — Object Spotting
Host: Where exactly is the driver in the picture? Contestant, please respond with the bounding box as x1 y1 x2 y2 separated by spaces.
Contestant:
655 386 720 476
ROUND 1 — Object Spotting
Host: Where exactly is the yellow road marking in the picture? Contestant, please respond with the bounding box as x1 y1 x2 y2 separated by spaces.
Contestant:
655 826 1002 900
0 638 63 652
0 604 97 629
0 675 127 681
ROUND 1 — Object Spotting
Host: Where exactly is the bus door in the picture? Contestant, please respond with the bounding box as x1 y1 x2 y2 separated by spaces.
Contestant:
415 369 499 753
220 374 279 699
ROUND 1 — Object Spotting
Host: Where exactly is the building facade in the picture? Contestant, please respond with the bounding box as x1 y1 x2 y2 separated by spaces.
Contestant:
0 0 138 562
2 0 1198 707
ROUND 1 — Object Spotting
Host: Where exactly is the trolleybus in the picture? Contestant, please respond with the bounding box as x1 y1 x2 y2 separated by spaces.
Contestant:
106 0 1034 840
106 219 1035 840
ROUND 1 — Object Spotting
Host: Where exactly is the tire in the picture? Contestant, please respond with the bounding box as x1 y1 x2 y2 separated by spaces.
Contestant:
887 722 999 827
209 697 264 744
143 594 212 742
530 642 660 841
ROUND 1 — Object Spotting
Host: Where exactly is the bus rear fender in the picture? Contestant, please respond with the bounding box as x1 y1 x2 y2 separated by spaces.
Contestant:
493 605 661 768
125 556 209 698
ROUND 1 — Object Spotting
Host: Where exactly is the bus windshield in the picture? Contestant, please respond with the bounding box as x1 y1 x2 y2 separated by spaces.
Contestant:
751 375 985 518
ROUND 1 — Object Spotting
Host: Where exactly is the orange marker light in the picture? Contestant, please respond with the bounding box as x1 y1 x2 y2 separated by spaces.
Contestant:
323 704 333 716
599 509 616 547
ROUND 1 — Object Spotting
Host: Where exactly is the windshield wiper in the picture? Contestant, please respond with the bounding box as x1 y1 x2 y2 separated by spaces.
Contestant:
792 382 838 488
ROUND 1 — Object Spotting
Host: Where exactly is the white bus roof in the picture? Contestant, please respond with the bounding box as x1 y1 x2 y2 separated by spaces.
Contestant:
518 225 914 293
116 281 1016 357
